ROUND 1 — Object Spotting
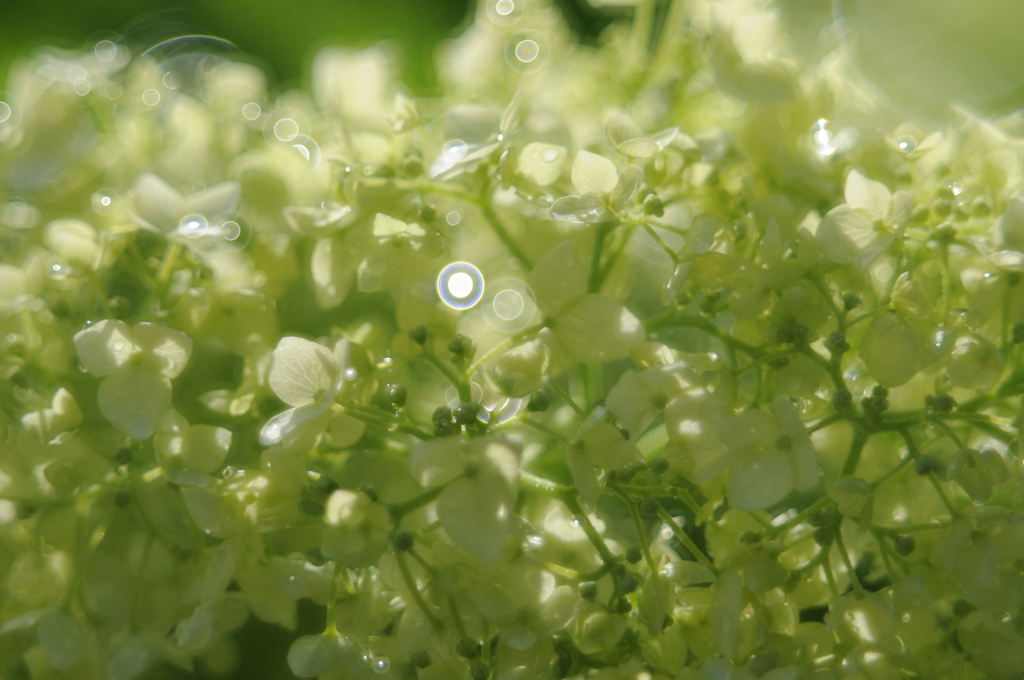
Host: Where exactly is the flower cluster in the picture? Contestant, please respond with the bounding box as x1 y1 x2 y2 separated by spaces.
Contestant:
2 1 1024 679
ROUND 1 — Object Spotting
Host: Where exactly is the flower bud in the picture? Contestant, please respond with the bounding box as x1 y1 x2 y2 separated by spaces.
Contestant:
410 650 431 668
579 581 598 600
393 530 415 551
527 391 549 412
894 535 915 556
385 383 407 408
642 194 664 217
456 638 482 659
408 326 428 345
625 546 643 564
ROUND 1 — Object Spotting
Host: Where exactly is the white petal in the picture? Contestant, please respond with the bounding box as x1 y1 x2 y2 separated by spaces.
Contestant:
605 112 643 146
259 404 328 447
859 314 921 387
605 369 653 435
438 470 516 561
517 143 567 187
310 236 357 309
287 634 344 678
815 204 889 268
410 438 468 486
887 190 913 227
554 294 644 364
528 240 588 316
844 170 890 218
186 425 233 473
133 173 184 232
728 452 794 510
268 337 337 407
184 181 241 222
98 365 172 439
132 322 192 378
74 319 136 377
324 411 365 448
372 213 407 238
571 150 618 196
608 165 643 211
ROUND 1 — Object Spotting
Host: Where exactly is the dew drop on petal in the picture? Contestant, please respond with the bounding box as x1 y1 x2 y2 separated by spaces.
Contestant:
496 0 514 15
291 135 321 168
180 215 208 238
444 140 468 162
949 181 963 196
373 658 389 673
515 40 540 63
46 256 70 280
811 119 836 156
242 102 261 120
446 210 461 226
162 72 180 90
896 135 916 154
68 65 87 82
483 278 537 332
344 368 357 380
142 89 161 106
92 190 118 215
73 78 91 96
438 263 485 308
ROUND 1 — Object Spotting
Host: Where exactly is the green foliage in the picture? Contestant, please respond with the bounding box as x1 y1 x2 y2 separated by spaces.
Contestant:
2 1 1024 679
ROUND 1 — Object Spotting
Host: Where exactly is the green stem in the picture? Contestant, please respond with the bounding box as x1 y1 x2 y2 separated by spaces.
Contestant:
589 222 613 293
841 426 868 476
833 529 864 595
325 563 342 635
388 479 455 519
422 351 470 403
396 549 441 628
447 596 467 639
615 487 658 574
550 380 587 418
480 200 532 269
655 506 717 574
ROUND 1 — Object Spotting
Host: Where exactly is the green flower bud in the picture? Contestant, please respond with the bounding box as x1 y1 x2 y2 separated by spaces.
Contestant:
527 391 549 412
833 388 853 411
650 458 669 475
408 326 428 345
470 662 489 680
579 581 598 600
456 638 482 659
448 334 476 359
1013 322 1024 344
410 650 431 668
454 403 480 425
614 598 633 614
932 198 952 216
393 530 415 551
971 196 991 217
357 483 378 502
813 526 834 546
639 498 659 518
914 455 936 476
910 204 930 223
894 534 915 556
842 292 861 311
114 446 133 465
642 194 664 217
432 406 452 423
625 546 643 564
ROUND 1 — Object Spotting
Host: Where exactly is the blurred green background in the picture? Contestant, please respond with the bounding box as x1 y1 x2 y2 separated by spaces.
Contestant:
0 0 618 94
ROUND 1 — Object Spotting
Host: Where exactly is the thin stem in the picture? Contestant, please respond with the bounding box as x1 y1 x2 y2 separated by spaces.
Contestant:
396 549 441 628
520 417 570 444
325 563 342 635
615 486 658 574
841 426 868 476
389 479 455 519
480 200 533 269
820 549 840 598
422 351 470 403
550 380 587 418
447 596 467 639
899 428 957 518
589 222 612 293
833 529 864 595
655 506 717 574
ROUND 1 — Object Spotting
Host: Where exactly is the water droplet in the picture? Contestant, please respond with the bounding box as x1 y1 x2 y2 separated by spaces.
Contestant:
46 256 71 280
949 181 963 196
542 147 560 162
496 0 515 15
162 72 180 90
179 215 208 238
68 65 87 82
525 534 545 549
142 89 161 106
896 135 916 154
274 118 299 141
104 82 123 100
438 262 484 310
506 31 549 73
443 140 468 162
222 221 241 240
811 119 836 156
242 102 261 120
73 78 91 96
483 279 537 332
291 135 321 168
95 40 118 62
446 210 461 226
92 190 119 215
344 368 357 380
489 0 524 24
373 658 389 673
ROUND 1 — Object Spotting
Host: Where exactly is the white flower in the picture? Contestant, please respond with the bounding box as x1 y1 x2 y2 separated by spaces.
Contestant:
131 173 241 242
73 320 192 439
410 436 520 561
21 388 82 444
321 489 393 567
715 397 818 511
550 150 643 223
356 213 446 293
154 410 232 486
858 313 921 387
527 240 644 363
605 361 703 438
815 170 913 268
260 337 360 450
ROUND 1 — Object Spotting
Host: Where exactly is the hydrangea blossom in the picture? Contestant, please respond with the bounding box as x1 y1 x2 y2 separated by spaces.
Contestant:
73 319 192 439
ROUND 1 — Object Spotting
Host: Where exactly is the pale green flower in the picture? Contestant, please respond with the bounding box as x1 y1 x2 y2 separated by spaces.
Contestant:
73 319 192 439
816 170 913 269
